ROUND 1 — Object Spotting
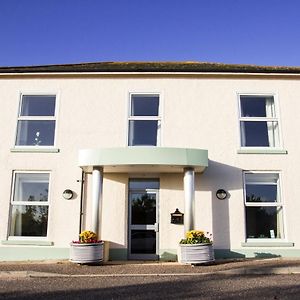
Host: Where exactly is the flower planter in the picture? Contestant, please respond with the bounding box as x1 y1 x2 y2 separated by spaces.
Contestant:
70 242 104 264
179 243 215 264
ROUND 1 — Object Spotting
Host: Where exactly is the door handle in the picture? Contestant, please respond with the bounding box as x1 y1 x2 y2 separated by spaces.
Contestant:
154 223 159 232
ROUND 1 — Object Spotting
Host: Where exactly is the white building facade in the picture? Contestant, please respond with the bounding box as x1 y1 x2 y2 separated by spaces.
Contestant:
0 61 299 261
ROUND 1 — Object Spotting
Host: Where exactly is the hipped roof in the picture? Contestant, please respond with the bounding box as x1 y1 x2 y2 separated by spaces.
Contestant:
0 61 300 74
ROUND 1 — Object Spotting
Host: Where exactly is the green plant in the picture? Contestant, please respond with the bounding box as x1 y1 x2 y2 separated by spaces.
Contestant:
180 230 213 244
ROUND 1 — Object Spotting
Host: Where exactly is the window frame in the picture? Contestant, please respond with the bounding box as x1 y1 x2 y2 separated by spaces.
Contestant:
8 170 51 240
243 171 286 242
237 93 282 150
14 93 58 149
127 93 162 147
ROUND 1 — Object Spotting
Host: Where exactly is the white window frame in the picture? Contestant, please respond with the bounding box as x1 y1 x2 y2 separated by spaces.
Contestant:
238 93 282 149
127 93 161 146
14 93 58 149
8 171 51 240
243 171 285 242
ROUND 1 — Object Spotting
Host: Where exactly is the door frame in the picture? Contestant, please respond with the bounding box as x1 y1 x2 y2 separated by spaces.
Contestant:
128 184 159 260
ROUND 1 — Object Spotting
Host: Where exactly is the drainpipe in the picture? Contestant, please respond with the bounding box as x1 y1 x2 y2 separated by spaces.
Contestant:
77 170 85 234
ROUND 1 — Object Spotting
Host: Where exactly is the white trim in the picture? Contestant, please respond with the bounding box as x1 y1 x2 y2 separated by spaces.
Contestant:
2 71 300 78
127 92 162 147
237 93 282 149
8 170 51 240
13 93 59 149
243 171 286 241
128 179 160 260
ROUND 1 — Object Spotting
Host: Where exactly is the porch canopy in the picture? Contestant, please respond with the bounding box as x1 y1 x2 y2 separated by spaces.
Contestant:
78 147 208 235
78 147 208 173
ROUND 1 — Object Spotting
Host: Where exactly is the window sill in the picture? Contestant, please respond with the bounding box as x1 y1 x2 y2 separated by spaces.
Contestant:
237 149 288 154
11 147 60 153
1 240 54 246
241 241 294 247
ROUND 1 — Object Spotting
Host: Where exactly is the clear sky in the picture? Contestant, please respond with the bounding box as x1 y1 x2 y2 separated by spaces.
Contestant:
0 0 300 67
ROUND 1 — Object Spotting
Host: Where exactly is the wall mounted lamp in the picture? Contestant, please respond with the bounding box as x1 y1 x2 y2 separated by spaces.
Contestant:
63 189 74 200
216 189 227 200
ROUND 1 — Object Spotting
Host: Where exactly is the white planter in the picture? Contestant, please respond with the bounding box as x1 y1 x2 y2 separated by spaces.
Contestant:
179 243 215 264
70 242 104 264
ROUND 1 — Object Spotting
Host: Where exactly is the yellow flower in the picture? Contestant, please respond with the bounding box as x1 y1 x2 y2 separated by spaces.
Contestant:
79 230 97 243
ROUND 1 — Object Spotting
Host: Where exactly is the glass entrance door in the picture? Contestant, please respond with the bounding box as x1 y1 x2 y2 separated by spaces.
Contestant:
128 179 159 260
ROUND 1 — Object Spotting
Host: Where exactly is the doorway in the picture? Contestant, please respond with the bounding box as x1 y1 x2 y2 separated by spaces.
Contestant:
128 179 159 260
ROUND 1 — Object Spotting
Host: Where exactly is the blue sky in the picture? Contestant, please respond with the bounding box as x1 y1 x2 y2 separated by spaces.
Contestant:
0 0 300 67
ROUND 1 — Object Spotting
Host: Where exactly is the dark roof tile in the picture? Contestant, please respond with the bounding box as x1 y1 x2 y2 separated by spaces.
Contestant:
0 61 300 74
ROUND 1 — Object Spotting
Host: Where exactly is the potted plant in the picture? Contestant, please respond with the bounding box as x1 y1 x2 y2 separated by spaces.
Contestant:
70 230 104 264
178 230 215 264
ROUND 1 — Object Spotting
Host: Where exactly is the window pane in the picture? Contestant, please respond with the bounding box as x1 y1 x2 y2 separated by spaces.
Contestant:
246 206 283 239
240 96 275 117
128 120 158 146
10 205 48 237
245 173 279 183
129 179 160 190
246 184 278 202
131 230 156 254
21 95 56 116
16 120 55 146
131 95 159 116
14 173 49 202
131 193 156 225
240 121 278 147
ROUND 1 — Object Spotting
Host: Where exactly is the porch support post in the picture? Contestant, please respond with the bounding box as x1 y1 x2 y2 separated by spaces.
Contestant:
91 167 103 237
184 167 195 234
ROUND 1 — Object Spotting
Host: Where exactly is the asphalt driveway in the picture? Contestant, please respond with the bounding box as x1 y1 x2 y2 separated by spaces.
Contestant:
1 259 300 299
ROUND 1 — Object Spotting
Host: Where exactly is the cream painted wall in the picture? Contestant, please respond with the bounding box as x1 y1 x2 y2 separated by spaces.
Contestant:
0 74 300 258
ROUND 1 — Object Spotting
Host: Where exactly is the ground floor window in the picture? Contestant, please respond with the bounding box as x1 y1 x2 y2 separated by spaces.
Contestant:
9 172 50 237
244 172 284 239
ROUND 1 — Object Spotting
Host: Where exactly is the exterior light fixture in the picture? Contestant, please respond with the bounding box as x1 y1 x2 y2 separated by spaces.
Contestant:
63 189 74 200
216 189 227 200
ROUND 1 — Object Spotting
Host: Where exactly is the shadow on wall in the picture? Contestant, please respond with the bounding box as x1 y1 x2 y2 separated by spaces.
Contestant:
199 160 243 251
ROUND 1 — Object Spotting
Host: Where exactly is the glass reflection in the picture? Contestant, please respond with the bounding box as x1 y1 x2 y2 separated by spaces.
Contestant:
131 230 156 254
21 96 56 116
131 193 156 225
16 120 55 146
131 95 159 116
246 184 277 203
246 206 282 239
128 120 158 146
10 205 48 237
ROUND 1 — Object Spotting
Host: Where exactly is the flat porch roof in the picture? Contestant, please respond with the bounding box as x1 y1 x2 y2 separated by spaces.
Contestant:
78 147 208 173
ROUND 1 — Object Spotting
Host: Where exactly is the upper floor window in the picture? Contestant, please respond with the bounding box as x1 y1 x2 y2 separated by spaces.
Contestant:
15 95 56 147
128 94 161 146
244 172 284 240
239 95 280 148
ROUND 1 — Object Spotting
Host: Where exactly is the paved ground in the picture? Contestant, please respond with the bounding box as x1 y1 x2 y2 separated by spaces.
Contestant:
1 258 300 299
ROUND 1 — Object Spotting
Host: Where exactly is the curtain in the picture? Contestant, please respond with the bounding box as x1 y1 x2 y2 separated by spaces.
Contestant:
266 97 276 147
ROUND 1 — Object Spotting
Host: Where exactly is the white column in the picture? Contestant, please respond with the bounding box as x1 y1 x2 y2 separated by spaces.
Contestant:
91 167 103 236
184 167 195 234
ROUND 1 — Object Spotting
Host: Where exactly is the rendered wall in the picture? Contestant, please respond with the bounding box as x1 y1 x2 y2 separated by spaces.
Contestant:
0 74 299 260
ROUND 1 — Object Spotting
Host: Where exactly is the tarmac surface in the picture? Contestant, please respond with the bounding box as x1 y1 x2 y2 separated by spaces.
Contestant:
1 258 300 299
1 257 300 277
